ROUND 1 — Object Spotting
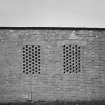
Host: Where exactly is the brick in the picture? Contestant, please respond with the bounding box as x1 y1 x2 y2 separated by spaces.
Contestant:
0 28 105 102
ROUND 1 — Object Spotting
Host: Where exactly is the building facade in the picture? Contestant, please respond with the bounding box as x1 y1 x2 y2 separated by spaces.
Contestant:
0 27 105 102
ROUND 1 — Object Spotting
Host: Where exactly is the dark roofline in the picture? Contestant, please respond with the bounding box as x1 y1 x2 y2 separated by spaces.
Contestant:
0 27 105 30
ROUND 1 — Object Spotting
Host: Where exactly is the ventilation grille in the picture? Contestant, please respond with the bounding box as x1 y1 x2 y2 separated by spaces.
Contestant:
22 45 41 75
63 44 81 73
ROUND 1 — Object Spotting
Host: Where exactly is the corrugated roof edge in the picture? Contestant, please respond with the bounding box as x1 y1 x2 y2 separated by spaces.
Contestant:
0 27 105 30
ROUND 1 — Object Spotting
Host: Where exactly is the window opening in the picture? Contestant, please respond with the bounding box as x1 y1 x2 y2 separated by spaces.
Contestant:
22 45 41 75
63 44 81 74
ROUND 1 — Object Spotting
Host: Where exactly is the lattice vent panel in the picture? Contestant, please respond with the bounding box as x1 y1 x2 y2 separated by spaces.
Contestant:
22 45 41 75
62 44 81 74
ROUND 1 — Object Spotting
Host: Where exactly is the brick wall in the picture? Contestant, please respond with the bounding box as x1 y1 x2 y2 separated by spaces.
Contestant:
0 29 105 102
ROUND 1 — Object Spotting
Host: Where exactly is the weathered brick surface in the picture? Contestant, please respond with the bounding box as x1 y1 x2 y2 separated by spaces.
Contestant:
0 29 105 101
